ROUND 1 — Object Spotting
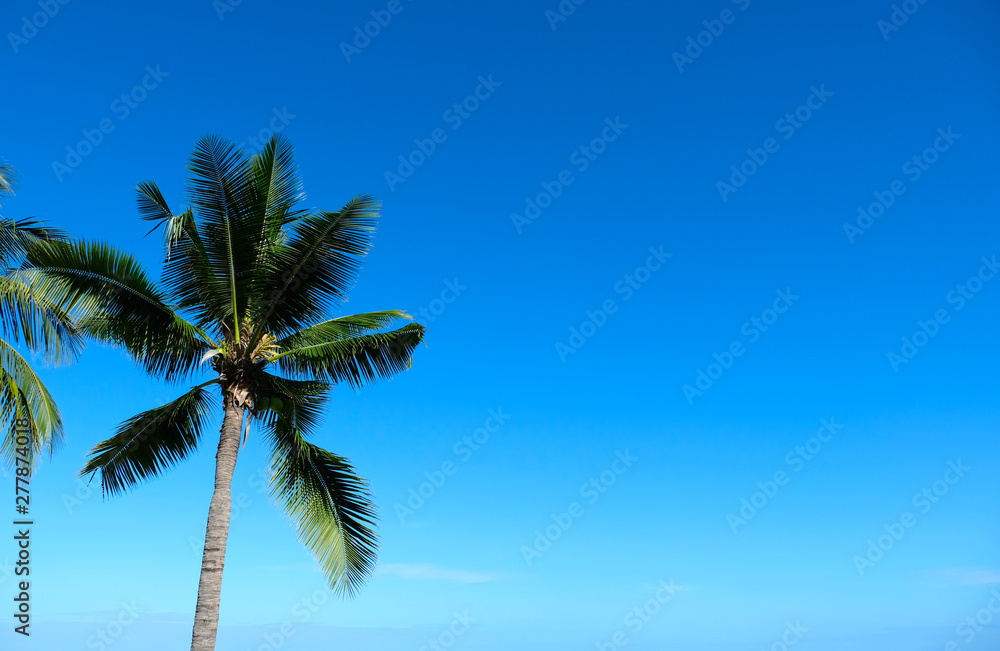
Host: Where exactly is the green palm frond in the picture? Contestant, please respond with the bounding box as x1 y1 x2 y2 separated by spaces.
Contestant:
18 240 212 381
136 182 204 261
268 310 412 351
271 321 424 389
0 163 15 207
136 181 216 334
0 274 81 365
249 196 379 344
0 336 61 472
186 135 256 339
0 217 69 267
81 381 219 497
254 372 331 433
265 423 378 596
235 137 306 330
245 134 305 231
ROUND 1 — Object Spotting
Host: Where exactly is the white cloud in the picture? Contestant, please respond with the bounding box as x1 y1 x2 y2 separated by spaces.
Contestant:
920 567 1000 586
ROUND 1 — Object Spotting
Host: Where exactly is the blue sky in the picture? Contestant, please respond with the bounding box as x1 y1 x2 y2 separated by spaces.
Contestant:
2 0 1000 649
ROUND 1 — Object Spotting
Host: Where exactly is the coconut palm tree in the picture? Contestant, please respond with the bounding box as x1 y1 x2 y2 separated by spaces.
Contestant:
0 161 78 472
19 136 425 650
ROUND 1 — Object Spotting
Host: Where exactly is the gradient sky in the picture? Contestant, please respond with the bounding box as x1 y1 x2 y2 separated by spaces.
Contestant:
2 0 1000 649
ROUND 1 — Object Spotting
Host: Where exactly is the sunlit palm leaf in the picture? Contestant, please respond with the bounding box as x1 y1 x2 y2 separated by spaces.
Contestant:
0 273 81 365
0 336 61 472
0 163 15 208
265 423 378 596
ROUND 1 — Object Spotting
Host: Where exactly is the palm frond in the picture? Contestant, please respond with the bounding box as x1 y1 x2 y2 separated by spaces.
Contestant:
271 320 424 389
0 217 69 267
186 135 259 340
0 274 81 365
253 372 331 433
247 135 305 230
280 310 412 341
136 181 217 328
0 163 15 207
17 240 212 381
233 136 306 329
0 336 61 472
81 381 218 497
249 196 380 343
265 424 378 596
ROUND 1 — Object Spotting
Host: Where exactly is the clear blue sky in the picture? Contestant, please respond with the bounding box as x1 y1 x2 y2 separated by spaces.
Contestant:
3 0 1000 649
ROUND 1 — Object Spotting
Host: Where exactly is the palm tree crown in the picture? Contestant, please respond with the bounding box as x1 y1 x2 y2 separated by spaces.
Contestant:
19 135 425 649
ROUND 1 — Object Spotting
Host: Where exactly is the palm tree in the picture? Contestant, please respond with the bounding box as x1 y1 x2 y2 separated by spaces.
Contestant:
0 161 78 472
19 136 425 650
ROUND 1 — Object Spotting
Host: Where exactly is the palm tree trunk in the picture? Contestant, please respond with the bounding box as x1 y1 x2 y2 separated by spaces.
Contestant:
190 394 245 650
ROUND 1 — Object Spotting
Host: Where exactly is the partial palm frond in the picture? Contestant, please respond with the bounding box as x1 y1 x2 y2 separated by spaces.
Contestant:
0 336 61 472
0 274 81 365
0 217 69 267
0 163 15 207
